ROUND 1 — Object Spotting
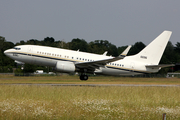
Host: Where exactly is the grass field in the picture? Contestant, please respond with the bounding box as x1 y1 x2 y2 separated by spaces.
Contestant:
0 74 180 85
0 75 180 119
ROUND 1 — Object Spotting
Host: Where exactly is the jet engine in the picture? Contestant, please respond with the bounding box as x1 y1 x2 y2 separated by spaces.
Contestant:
55 61 75 73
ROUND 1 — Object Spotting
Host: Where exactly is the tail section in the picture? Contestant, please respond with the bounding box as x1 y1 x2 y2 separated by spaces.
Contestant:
131 31 172 65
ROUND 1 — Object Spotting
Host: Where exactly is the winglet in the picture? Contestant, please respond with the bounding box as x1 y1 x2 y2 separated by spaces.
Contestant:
120 45 132 57
103 51 108 56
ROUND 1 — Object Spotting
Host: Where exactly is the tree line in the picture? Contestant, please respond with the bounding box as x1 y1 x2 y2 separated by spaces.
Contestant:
0 36 180 74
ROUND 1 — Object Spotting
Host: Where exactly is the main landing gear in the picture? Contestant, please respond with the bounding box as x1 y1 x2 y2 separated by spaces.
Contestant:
80 74 88 81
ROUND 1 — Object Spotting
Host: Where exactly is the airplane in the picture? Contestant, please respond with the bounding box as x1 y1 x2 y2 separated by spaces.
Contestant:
4 31 174 80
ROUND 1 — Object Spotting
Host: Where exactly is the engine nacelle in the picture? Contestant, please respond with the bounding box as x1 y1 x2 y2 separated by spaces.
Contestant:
55 61 75 73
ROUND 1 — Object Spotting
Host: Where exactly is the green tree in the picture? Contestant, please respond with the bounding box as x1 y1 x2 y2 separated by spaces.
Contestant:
23 64 37 73
42 37 56 46
88 40 118 56
0 37 14 67
128 42 146 55
174 42 180 63
175 42 180 53
44 37 55 43
69 38 88 52
158 42 177 74
160 41 176 64
26 39 40 45
117 46 128 56
0 36 5 51
108 44 118 56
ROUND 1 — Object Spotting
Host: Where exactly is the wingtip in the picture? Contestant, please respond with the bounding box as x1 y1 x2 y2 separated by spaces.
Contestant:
164 30 172 33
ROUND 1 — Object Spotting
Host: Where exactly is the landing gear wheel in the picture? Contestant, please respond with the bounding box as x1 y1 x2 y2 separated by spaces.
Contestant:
83 75 88 80
80 75 88 81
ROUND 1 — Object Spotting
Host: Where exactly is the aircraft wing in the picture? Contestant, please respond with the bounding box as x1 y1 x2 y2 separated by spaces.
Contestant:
145 64 175 69
75 45 131 71
75 55 124 68
75 56 125 72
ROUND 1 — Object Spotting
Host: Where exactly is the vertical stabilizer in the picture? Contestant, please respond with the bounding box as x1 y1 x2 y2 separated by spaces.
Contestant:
131 31 172 65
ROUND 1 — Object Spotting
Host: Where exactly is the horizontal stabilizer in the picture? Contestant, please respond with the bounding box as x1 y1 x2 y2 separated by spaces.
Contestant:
146 64 174 69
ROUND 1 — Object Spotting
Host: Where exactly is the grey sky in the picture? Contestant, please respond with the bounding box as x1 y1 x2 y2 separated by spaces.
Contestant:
0 0 179 47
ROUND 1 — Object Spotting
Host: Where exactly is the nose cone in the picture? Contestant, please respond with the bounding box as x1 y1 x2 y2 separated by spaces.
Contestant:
4 49 11 57
4 50 8 55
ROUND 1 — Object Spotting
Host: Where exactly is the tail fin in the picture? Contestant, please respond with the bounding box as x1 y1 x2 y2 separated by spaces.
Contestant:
131 31 172 65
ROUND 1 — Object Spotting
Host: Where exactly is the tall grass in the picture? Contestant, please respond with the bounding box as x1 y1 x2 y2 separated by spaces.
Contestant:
0 85 180 119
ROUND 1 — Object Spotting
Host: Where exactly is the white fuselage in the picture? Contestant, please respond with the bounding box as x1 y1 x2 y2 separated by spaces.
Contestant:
4 45 159 76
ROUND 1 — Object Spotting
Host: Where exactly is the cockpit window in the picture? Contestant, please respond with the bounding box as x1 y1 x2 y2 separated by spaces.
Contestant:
13 47 21 50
